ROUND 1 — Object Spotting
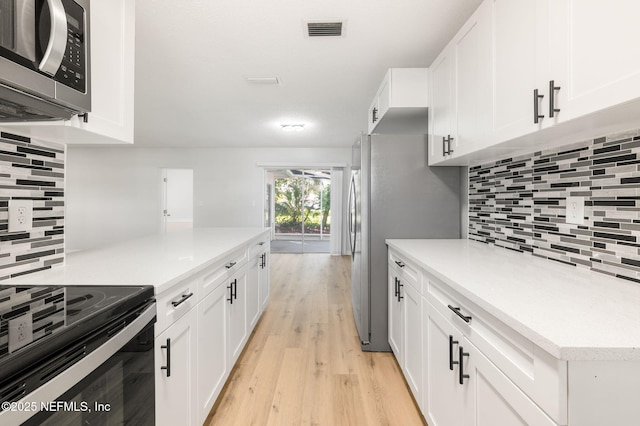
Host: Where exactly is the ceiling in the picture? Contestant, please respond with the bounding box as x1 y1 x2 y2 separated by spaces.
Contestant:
133 0 483 148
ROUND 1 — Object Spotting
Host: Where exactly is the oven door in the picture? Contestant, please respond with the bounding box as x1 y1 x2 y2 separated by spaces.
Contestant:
0 303 155 426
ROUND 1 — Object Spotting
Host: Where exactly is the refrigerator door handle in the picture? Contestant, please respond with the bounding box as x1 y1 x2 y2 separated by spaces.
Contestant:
349 174 357 258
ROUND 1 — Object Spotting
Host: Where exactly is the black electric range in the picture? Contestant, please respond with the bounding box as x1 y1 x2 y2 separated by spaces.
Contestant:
0 285 155 400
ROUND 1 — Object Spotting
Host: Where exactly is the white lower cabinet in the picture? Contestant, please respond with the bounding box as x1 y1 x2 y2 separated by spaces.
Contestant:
155 232 270 425
228 264 248 365
465 336 557 426
196 283 229 423
424 302 466 426
155 309 198 426
403 283 422 402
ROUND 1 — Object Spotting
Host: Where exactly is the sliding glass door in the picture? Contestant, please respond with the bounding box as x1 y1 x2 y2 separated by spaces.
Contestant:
272 170 331 253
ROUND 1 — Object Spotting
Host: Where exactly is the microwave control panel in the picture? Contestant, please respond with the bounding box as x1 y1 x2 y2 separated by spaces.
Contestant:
54 0 87 93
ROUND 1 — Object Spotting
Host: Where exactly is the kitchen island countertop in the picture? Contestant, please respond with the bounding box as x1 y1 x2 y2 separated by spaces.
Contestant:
7 228 270 295
386 238 640 361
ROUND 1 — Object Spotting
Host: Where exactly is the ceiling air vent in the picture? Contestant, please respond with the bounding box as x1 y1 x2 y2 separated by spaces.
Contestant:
307 21 344 37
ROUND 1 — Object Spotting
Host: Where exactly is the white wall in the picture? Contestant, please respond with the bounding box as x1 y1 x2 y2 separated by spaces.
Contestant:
66 146 351 251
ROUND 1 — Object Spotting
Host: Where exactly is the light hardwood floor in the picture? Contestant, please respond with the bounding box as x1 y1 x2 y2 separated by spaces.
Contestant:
205 253 426 426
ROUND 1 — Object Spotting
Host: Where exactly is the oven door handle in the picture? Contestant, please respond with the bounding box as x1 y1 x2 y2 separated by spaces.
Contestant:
0 303 156 425
38 0 68 76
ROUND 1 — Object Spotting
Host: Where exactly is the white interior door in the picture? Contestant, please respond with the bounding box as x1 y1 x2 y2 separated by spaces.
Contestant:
162 169 194 233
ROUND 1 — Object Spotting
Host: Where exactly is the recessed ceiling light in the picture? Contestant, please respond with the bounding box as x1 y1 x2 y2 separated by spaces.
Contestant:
280 124 305 132
246 77 280 85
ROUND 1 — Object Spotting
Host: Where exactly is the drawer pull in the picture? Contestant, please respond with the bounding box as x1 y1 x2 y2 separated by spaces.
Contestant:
394 260 405 268
161 338 171 377
448 305 472 323
171 292 194 308
449 335 459 371
394 277 399 297
397 280 403 302
225 261 237 269
459 347 469 384
258 241 265 246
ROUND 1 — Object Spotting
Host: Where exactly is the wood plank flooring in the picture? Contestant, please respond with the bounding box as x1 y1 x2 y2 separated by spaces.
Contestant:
205 254 425 426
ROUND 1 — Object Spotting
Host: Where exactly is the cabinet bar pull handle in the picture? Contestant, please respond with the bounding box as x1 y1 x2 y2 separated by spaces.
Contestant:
442 136 447 157
258 241 265 246
171 292 194 308
394 260 405 268
397 280 403 302
533 89 544 123
446 135 454 155
459 347 470 384
227 283 234 304
447 305 472 323
232 279 238 300
449 335 459 371
161 338 171 377
225 261 237 269
549 80 561 117
394 277 399 297
372 107 378 123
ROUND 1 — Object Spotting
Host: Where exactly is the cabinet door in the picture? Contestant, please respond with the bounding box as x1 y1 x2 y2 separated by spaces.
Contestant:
247 255 261 330
403 283 422 403
228 267 248 364
464 337 557 426
452 0 493 156
492 0 550 142
388 268 403 359
429 47 455 165
197 283 229 424
260 250 270 311
425 304 465 426
551 0 640 122
69 0 135 143
155 310 197 426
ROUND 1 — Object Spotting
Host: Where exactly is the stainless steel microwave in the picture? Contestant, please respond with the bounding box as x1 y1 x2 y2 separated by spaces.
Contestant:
0 0 90 121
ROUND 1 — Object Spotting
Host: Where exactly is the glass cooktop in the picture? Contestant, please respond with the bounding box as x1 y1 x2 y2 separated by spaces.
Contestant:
0 285 154 384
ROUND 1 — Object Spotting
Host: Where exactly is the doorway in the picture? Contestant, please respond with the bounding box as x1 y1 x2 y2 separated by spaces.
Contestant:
269 169 331 253
161 168 194 233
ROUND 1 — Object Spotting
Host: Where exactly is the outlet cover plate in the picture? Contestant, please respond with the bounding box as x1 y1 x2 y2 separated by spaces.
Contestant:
8 312 34 353
566 196 585 225
8 199 33 232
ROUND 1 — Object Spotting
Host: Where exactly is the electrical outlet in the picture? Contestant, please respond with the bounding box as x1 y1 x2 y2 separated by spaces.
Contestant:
8 312 34 353
566 196 585 225
8 199 33 232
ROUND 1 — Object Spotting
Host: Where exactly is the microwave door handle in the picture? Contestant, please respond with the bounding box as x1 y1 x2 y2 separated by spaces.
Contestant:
14 1 37 61
38 0 68 76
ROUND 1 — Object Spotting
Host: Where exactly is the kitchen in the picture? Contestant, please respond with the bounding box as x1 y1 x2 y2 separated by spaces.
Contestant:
2 0 640 425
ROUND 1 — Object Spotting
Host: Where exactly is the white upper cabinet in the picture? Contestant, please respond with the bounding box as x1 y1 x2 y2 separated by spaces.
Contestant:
550 0 640 122
430 0 640 166
491 0 553 142
367 68 429 134
428 46 455 164
451 0 493 156
428 1 492 165
0 0 135 144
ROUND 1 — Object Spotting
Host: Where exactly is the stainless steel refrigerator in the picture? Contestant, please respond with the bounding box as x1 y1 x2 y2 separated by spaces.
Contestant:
348 134 461 352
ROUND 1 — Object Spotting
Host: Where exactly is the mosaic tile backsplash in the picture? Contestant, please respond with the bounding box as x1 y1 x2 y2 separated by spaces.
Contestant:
469 128 640 284
0 132 64 280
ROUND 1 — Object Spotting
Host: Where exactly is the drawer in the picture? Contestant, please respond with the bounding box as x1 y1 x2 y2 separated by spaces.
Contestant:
388 249 421 294
426 276 568 425
200 247 248 297
248 236 270 258
156 274 199 336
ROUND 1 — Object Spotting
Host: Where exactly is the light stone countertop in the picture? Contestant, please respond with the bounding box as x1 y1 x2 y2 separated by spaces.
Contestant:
386 238 640 361
7 228 270 295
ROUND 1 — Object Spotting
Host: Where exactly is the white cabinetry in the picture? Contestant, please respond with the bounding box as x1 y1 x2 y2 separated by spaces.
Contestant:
428 1 492 165
367 68 429 134
491 0 552 143
550 0 640 122
388 250 423 405
430 0 640 166
0 0 135 144
155 308 198 426
155 231 270 425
